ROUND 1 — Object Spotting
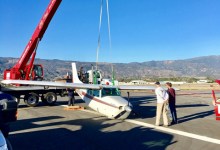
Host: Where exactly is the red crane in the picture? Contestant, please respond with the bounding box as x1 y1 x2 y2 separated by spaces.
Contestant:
4 0 62 80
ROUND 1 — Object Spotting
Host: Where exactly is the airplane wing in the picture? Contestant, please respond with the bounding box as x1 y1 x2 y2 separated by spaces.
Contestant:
1 80 179 91
100 85 155 90
1 80 156 90
117 85 156 90
1 80 100 90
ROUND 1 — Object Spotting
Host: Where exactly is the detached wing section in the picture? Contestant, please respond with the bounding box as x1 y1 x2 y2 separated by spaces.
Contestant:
1 80 100 90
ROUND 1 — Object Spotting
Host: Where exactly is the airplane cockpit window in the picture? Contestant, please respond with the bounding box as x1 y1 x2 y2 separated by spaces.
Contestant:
101 88 120 97
88 89 100 97
93 71 100 78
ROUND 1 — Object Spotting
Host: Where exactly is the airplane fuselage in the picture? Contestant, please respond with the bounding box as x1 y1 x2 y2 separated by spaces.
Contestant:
76 88 132 119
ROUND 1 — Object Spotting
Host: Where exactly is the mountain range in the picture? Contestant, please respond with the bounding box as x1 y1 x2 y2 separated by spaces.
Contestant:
1 55 220 81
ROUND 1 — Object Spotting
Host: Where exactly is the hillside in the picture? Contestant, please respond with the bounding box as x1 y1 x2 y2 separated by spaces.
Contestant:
1 55 220 80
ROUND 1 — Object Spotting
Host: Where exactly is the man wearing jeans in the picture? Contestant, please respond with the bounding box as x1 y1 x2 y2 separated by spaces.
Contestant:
166 82 178 124
155 82 169 126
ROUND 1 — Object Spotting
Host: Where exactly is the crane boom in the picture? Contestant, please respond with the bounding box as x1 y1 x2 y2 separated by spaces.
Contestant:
4 0 62 80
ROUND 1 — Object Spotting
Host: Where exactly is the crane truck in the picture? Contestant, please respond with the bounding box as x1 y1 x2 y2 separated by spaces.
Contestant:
1 0 66 107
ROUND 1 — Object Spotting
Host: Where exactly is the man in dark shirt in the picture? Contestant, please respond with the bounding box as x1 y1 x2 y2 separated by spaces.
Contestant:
166 82 178 124
67 88 75 106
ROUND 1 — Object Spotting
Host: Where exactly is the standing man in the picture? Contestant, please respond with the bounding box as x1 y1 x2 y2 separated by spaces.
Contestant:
166 82 178 124
155 82 169 126
67 88 75 106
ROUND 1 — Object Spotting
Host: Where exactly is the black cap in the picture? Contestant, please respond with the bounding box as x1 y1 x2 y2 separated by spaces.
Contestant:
155 81 160 85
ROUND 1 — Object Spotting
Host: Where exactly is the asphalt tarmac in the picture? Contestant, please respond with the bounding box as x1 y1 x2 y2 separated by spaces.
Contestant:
8 90 220 150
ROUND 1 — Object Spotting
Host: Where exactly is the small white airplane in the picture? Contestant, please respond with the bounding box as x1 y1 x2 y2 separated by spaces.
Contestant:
1 63 156 119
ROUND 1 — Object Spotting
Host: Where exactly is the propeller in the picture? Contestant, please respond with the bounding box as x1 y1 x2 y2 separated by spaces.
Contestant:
127 91 130 105
127 91 140 117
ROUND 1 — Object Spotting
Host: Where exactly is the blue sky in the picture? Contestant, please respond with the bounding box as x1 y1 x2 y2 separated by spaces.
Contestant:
1 0 220 63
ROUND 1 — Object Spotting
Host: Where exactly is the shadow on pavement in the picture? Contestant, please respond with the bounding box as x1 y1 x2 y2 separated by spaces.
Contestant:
127 96 156 119
176 104 209 108
9 115 175 150
178 110 214 123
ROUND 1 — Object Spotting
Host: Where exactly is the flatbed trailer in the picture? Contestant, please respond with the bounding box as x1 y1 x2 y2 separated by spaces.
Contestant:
0 85 67 107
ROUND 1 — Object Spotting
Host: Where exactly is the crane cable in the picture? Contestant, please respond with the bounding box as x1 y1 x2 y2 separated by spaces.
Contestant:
95 0 114 85
106 0 115 85
96 0 103 70
96 0 112 70
106 0 112 50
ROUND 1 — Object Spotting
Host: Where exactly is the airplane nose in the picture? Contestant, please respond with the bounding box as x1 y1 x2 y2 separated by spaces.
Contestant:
124 105 132 112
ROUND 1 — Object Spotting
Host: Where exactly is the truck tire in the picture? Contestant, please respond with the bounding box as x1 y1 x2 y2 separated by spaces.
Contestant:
42 92 57 106
24 93 39 107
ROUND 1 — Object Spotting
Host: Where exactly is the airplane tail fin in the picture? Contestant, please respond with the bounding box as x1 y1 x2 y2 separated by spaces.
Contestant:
72 63 82 83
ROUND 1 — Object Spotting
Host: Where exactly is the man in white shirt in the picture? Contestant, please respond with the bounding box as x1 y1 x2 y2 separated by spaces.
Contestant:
155 82 169 126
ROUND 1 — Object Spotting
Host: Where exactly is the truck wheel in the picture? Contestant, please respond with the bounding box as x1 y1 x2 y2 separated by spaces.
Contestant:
43 92 57 106
24 93 39 107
